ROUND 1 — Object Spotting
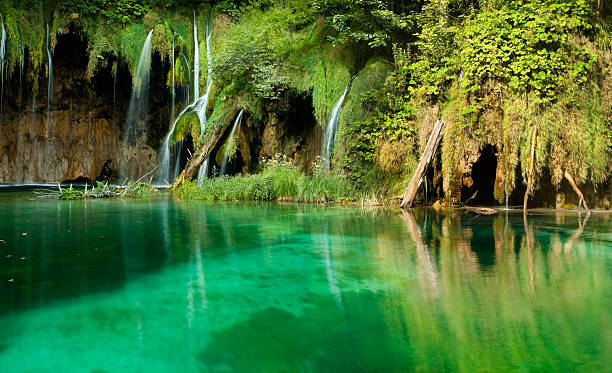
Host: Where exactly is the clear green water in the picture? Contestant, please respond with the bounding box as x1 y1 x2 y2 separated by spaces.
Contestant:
0 189 611 372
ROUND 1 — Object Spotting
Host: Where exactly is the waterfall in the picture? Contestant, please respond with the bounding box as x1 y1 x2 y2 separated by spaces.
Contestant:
193 10 214 179
181 52 191 104
112 68 117 117
193 10 200 102
159 9 215 183
171 32 177 124
45 23 53 134
18 34 24 116
197 158 209 182
121 29 154 180
0 15 6 121
322 76 355 170
219 109 244 177
196 9 214 133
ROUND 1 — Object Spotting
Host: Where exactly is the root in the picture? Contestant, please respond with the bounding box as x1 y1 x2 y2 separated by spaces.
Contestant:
564 171 591 216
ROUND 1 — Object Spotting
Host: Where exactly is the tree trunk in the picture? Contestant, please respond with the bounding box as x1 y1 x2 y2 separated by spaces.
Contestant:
598 0 602 16
523 126 537 213
400 120 445 209
564 171 591 215
171 121 233 188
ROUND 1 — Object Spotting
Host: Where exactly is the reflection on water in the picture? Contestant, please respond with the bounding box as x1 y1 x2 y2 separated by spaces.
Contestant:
0 191 610 372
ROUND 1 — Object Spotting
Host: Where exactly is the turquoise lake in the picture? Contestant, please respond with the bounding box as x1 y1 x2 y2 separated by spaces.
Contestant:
0 188 611 372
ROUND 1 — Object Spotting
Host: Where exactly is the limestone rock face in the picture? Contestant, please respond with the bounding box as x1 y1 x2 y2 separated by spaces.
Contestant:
0 107 123 182
0 28 167 183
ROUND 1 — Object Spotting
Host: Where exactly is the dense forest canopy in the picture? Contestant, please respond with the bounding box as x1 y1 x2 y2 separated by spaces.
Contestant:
0 0 609 203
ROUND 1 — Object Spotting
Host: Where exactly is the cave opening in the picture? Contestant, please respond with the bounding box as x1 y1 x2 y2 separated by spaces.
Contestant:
146 51 171 151
275 92 320 172
462 144 498 206
507 162 527 207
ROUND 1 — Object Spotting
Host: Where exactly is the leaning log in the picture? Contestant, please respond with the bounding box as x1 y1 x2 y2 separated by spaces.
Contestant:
400 120 446 209
523 126 537 213
172 121 233 188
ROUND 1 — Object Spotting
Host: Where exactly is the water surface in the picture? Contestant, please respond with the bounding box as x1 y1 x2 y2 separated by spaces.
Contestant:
1 189 610 372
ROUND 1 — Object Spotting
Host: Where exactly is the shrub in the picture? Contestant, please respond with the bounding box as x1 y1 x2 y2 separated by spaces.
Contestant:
173 156 355 203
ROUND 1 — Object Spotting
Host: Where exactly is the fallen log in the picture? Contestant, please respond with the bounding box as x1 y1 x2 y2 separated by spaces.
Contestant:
466 207 498 215
171 119 234 188
400 120 446 209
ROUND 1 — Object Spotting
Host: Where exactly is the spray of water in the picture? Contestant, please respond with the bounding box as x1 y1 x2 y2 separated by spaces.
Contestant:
45 23 54 135
121 30 154 181
219 109 244 177
322 76 355 170
197 158 209 182
0 15 7 122
159 9 215 183
193 10 200 102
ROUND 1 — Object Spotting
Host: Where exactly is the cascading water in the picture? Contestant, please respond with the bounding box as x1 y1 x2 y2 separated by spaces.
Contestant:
197 8 214 133
18 34 24 116
195 10 215 183
181 52 191 104
193 10 200 102
157 14 201 184
219 109 244 177
159 9 215 184
121 29 154 181
45 23 54 135
170 32 177 124
197 158 209 182
112 67 117 118
0 15 7 121
322 76 355 170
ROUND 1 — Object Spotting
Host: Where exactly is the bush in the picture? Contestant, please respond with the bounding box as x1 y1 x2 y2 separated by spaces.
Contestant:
173 156 355 203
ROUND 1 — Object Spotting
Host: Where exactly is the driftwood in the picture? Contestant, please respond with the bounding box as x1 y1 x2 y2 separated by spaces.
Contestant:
33 161 166 200
564 171 591 215
400 120 446 209
466 207 498 215
523 126 537 213
172 121 234 188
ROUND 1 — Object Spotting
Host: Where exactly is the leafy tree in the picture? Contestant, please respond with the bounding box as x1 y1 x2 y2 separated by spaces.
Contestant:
311 0 418 47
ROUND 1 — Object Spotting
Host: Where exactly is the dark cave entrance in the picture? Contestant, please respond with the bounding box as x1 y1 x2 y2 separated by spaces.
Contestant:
507 162 527 207
462 145 498 206
258 91 321 173
146 51 172 150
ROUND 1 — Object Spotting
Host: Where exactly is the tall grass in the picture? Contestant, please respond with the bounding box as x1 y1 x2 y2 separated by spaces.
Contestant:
173 157 355 203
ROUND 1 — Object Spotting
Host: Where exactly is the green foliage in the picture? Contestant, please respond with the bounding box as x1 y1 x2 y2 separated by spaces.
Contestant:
59 186 84 200
58 0 150 24
213 4 312 101
311 0 416 47
122 181 158 197
173 156 355 202
340 57 417 192
458 0 598 109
